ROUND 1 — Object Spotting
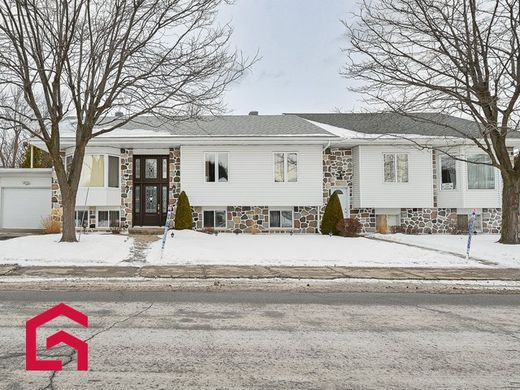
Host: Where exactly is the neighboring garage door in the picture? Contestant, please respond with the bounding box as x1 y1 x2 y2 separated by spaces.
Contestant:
1 188 51 229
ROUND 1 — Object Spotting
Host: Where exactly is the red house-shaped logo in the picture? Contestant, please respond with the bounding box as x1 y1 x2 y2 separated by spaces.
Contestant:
26 303 89 371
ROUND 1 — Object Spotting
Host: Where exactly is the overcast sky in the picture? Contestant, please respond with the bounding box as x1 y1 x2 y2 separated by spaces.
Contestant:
217 0 363 115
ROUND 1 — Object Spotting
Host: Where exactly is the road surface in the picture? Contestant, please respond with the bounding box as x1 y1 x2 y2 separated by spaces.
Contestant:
1 290 519 389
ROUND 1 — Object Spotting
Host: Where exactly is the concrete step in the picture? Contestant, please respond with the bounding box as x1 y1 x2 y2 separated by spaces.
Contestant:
128 226 165 235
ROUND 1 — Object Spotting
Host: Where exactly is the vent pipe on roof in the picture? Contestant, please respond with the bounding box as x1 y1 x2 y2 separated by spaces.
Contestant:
248 111 259 116
115 111 124 117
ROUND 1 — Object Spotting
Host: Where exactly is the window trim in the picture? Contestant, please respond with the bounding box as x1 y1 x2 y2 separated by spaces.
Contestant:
202 208 227 229
96 209 121 229
383 153 409 184
466 154 496 190
268 208 294 229
74 209 89 228
273 152 298 183
439 155 457 191
204 152 230 183
67 154 121 189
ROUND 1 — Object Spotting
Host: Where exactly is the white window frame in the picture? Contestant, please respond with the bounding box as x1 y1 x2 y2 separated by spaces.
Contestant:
96 209 121 229
273 152 298 183
466 154 496 190
439 155 457 191
204 152 229 183
202 208 227 229
383 153 409 183
74 209 89 228
67 154 121 189
268 208 294 229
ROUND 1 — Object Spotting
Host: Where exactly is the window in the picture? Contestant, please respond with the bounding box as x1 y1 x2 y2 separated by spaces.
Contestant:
467 154 495 189
440 156 457 190
376 214 400 234
75 210 89 228
269 209 293 228
384 153 408 183
203 210 226 228
145 158 158 179
274 152 298 182
134 158 141 179
205 152 229 182
79 155 105 187
457 213 483 233
66 155 73 173
108 156 119 188
97 210 120 228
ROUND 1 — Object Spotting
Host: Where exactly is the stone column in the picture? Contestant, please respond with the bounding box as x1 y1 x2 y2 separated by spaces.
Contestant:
120 148 133 229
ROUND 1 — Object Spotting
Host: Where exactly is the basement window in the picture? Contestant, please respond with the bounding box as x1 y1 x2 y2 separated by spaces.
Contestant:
203 210 226 228
97 210 120 228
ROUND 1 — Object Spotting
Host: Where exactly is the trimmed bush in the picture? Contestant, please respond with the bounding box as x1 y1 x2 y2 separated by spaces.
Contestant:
320 192 344 235
336 218 362 237
174 191 193 230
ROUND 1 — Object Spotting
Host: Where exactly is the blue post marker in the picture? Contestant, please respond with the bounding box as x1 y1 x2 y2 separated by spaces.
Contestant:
466 209 477 259
161 205 174 250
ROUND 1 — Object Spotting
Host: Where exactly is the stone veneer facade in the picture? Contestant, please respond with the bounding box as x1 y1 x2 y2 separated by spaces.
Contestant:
120 148 133 229
191 206 319 233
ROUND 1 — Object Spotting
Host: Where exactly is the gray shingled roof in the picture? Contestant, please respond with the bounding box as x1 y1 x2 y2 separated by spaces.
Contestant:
90 114 335 137
291 112 520 138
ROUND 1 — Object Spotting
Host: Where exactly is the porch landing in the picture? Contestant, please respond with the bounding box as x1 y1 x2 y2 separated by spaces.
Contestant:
128 226 165 235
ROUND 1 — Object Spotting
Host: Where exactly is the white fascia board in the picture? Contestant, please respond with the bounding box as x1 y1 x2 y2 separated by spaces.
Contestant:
49 135 337 150
0 168 52 176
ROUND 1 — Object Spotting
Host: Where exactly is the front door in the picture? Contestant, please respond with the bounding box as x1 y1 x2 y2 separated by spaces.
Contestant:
133 155 169 226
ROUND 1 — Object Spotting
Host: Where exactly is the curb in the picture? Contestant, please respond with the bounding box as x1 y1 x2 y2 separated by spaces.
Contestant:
1 276 520 294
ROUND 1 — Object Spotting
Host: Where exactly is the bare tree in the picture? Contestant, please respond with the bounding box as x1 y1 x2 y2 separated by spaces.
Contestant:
0 88 29 167
0 0 253 242
343 0 520 244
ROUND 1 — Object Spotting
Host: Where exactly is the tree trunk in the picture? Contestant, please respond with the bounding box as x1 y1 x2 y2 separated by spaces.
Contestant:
60 185 78 242
500 173 520 244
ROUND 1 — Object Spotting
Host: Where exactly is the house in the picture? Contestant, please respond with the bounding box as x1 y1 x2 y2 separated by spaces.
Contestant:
29 112 519 234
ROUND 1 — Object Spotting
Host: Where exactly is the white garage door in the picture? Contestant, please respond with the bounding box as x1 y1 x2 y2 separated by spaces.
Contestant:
1 188 51 229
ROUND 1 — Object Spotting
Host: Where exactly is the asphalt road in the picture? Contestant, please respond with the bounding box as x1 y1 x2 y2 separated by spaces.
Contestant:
1 291 519 389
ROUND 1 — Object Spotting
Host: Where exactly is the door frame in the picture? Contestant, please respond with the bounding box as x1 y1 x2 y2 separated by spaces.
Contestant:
132 155 169 226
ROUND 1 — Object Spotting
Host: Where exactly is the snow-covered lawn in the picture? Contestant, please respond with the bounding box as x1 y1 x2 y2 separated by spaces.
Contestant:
373 233 519 268
147 230 488 267
0 234 133 266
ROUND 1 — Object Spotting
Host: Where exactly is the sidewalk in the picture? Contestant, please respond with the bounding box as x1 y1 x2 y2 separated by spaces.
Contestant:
2 264 520 281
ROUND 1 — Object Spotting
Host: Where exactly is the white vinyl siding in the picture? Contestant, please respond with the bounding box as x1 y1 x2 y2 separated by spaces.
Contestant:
353 146 433 208
181 145 322 206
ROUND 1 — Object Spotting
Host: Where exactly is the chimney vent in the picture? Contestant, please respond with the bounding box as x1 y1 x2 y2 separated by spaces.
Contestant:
115 111 124 117
248 111 259 116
